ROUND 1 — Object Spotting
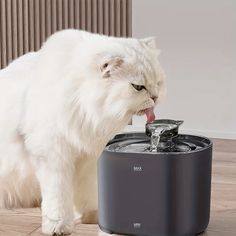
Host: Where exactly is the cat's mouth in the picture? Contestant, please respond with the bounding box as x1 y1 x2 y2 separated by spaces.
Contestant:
136 107 155 123
136 110 146 116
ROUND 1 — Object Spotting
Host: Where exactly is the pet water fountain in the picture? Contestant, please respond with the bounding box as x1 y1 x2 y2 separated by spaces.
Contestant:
98 119 212 236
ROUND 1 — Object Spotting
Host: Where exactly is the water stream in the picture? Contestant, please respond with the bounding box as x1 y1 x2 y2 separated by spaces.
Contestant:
149 124 176 152
150 127 166 152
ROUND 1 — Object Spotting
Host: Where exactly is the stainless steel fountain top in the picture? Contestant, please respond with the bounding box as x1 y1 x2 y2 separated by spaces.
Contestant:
106 119 210 154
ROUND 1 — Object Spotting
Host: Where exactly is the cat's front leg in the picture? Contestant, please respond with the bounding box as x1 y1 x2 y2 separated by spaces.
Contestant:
74 156 98 224
36 155 75 235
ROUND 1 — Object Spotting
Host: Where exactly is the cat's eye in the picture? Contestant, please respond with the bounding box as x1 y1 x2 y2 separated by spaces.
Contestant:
103 63 109 69
131 83 146 91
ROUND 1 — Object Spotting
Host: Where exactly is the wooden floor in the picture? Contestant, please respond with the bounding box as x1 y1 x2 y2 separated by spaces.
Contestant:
0 139 236 236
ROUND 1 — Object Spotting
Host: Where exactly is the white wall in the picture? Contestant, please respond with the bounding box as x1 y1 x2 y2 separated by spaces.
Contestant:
129 0 236 139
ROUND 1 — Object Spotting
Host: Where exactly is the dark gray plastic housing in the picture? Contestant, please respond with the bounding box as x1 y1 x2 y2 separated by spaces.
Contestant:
98 133 212 236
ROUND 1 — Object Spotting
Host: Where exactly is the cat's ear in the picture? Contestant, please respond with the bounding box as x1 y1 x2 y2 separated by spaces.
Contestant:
140 37 161 56
140 37 157 49
100 57 124 78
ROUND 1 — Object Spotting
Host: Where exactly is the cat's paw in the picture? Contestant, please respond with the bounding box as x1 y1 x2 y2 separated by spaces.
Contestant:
42 216 74 235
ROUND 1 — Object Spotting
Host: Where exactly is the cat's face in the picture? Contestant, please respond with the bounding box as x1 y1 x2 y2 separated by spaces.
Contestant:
75 36 166 124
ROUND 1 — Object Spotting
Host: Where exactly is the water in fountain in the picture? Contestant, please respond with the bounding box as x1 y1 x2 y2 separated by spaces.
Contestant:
107 120 200 153
149 124 176 152
112 124 177 153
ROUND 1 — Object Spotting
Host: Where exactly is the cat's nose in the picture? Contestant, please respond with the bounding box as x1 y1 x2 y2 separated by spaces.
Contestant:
151 96 158 103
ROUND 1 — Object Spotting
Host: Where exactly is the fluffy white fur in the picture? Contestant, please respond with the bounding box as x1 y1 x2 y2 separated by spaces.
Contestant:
0 30 165 235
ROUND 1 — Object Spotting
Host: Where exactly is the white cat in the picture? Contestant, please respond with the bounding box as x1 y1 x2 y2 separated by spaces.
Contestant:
0 30 165 235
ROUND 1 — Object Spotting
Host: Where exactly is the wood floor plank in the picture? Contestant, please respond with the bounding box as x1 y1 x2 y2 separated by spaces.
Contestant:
0 208 41 235
211 138 236 153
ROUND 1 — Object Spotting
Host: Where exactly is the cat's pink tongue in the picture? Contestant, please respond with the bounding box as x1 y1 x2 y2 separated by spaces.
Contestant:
145 107 155 123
